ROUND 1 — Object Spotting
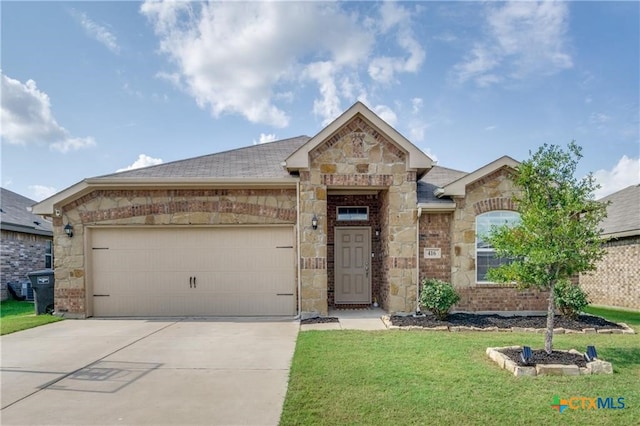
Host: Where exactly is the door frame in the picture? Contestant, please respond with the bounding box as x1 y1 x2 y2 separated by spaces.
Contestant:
334 226 372 305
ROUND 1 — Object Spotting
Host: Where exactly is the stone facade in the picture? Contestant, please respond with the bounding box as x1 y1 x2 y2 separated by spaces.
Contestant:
299 116 418 315
1 230 52 300
446 167 549 311
53 188 297 316
580 236 640 310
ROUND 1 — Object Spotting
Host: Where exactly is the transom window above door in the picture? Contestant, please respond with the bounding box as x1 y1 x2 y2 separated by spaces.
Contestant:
337 207 369 221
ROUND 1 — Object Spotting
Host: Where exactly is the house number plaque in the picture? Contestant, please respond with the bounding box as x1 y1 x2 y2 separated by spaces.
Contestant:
424 248 441 259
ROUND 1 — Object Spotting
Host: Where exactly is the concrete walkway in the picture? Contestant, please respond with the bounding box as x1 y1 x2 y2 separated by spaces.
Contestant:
1 318 298 426
299 308 388 331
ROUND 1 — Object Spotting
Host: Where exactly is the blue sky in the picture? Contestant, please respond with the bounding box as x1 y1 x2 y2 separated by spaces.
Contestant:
1 1 638 202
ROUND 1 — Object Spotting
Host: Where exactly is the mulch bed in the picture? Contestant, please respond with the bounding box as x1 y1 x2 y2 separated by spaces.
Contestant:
300 317 340 324
389 313 623 331
499 348 588 368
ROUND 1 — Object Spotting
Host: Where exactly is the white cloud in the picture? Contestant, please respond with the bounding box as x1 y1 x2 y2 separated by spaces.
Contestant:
253 133 277 145
373 104 398 127
423 147 439 163
0 72 96 153
485 125 497 131
70 9 120 54
368 2 425 84
117 154 163 172
455 1 572 86
593 155 640 199
29 185 57 202
408 122 427 143
411 98 423 114
141 1 424 127
589 112 611 125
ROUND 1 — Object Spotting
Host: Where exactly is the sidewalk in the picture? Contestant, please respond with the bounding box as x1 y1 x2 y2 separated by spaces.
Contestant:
300 308 388 331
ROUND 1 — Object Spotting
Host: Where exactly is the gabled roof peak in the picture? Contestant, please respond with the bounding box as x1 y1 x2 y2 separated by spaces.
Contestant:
285 101 433 173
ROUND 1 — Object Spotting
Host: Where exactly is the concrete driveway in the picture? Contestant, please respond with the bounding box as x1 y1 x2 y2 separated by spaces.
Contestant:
1 318 299 425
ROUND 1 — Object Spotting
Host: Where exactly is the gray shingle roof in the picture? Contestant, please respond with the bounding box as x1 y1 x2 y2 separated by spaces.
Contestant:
0 188 53 235
418 165 467 204
91 135 471 206
598 184 640 236
96 136 310 180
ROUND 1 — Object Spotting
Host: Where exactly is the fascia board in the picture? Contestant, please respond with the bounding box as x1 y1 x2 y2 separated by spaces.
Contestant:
417 202 456 212
286 102 432 171
31 178 297 215
440 156 519 197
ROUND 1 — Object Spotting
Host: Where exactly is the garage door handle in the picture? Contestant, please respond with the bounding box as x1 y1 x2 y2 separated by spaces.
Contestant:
189 276 193 288
193 277 197 288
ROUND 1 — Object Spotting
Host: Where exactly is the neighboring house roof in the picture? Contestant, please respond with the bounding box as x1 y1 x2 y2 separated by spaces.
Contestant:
598 184 640 238
0 188 53 236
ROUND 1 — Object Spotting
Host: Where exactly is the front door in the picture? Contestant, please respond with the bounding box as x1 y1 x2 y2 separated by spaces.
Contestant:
335 227 371 304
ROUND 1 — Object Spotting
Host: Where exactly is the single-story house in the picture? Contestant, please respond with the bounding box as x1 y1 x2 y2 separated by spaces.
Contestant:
33 102 548 318
580 184 640 310
1 188 53 301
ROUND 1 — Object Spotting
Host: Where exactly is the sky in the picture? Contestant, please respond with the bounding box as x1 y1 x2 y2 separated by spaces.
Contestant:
1 1 638 203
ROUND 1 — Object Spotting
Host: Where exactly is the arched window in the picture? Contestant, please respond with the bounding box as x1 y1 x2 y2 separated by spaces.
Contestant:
476 211 520 283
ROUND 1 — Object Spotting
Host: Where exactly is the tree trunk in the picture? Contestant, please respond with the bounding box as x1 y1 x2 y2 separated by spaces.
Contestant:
545 281 556 354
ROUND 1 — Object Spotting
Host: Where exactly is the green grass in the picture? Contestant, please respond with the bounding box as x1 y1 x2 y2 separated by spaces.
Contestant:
0 300 63 335
282 320 639 425
584 306 640 327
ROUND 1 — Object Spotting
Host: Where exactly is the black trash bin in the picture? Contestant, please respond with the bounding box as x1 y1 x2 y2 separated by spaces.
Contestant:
27 269 55 314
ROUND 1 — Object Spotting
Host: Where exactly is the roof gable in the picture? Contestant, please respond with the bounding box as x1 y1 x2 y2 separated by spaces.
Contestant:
285 102 433 173
438 156 519 197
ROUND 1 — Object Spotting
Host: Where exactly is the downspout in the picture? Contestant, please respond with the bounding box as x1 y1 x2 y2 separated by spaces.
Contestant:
296 180 302 319
416 206 422 314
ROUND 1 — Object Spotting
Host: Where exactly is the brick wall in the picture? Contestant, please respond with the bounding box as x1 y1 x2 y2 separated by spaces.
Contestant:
580 236 640 310
456 285 549 312
1 230 52 301
419 212 452 283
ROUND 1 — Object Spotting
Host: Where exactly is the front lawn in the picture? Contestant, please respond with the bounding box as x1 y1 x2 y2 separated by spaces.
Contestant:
0 300 63 335
584 306 640 327
282 327 639 424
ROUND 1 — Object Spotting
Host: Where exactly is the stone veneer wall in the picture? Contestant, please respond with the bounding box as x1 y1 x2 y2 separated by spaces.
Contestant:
450 167 548 311
299 115 418 315
53 188 297 317
1 230 52 300
327 194 382 307
580 236 640 310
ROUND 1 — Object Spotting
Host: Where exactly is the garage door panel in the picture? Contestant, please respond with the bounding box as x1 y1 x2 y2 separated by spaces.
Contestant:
90 227 295 317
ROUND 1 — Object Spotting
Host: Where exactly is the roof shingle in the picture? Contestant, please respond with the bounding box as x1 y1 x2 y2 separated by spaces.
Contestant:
598 184 640 236
1 188 53 235
96 136 310 180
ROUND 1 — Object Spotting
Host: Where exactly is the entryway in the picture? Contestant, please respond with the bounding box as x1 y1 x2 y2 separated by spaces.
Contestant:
334 227 371 305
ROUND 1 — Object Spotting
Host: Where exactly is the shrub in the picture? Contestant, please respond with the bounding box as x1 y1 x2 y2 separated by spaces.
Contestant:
554 280 590 320
419 279 460 320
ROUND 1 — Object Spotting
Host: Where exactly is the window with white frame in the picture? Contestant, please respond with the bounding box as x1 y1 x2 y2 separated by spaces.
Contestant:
45 240 53 269
476 211 520 283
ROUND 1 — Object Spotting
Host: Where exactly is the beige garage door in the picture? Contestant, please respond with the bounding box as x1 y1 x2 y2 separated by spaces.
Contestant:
90 227 295 317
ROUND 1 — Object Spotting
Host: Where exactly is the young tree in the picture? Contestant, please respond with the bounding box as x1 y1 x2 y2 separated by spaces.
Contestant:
486 142 608 354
